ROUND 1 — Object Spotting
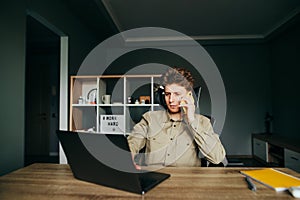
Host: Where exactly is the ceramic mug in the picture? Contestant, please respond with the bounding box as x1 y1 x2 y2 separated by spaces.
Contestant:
102 95 111 104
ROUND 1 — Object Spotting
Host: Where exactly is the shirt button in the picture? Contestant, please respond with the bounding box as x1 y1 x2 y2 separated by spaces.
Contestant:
167 154 170 156
173 125 176 127
170 138 173 140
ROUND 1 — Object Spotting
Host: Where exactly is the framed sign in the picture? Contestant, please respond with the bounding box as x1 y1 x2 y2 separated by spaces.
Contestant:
100 115 124 133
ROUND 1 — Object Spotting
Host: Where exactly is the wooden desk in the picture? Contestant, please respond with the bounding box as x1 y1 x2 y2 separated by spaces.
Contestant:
0 163 299 199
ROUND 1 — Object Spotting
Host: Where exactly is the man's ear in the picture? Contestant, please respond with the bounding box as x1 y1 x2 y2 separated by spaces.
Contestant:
187 91 195 104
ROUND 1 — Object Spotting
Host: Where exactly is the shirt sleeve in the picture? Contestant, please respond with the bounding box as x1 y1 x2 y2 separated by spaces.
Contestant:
188 116 226 164
127 114 149 154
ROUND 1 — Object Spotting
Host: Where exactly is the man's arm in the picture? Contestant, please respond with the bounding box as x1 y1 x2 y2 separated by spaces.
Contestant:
127 115 150 169
127 115 149 154
188 115 226 164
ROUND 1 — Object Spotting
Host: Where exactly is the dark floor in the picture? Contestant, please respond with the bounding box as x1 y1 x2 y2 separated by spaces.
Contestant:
227 157 265 167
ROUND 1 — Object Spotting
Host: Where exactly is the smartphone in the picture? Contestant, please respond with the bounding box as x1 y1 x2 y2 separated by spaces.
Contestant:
180 91 194 114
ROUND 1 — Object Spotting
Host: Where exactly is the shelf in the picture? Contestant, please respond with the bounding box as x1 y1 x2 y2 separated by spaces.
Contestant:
70 74 161 132
72 104 162 107
72 104 97 107
269 152 284 160
72 104 124 107
252 134 292 168
99 104 123 106
126 104 158 107
71 104 162 108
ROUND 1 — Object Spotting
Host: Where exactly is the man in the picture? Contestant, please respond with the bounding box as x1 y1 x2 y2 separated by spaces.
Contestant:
127 67 226 168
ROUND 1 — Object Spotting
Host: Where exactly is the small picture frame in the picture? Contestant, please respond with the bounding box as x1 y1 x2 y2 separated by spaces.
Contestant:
139 96 151 104
100 115 124 134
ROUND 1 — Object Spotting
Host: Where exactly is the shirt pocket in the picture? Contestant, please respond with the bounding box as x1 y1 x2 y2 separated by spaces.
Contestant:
146 132 170 151
175 142 200 166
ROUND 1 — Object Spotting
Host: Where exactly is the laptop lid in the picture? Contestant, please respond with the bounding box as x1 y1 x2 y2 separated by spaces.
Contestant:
57 130 170 194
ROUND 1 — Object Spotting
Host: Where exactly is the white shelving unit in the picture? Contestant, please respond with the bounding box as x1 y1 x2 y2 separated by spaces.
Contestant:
69 75 162 134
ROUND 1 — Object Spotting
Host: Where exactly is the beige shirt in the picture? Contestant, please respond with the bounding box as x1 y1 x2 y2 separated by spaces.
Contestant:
127 110 226 167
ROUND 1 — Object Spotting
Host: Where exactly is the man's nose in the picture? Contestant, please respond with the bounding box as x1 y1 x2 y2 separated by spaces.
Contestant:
169 93 176 102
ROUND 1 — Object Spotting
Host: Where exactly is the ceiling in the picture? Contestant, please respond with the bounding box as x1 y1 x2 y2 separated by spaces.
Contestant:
64 0 300 42
26 16 60 51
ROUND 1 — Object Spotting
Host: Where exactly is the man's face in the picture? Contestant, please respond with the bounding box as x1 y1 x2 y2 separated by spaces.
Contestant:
164 83 188 114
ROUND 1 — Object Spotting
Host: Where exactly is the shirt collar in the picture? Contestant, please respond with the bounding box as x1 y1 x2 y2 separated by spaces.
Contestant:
162 110 183 123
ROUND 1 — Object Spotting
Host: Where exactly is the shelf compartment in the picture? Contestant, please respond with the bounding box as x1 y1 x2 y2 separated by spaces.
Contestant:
70 107 97 131
268 143 284 167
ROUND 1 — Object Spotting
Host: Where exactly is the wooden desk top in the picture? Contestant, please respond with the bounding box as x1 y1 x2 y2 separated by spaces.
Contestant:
0 163 299 199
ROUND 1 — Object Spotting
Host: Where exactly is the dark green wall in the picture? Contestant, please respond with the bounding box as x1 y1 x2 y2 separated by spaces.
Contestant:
205 44 271 155
270 18 300 139
0 0 108 175
0 0 298 175
0 0 27 176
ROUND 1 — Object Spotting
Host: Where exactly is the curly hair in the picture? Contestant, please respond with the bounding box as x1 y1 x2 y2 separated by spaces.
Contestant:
161 67 194 90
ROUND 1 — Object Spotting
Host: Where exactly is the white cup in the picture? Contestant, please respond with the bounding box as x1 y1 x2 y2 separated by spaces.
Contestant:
102 95 111 104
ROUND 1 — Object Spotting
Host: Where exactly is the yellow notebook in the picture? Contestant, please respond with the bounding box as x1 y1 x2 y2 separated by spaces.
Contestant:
240 168 300 192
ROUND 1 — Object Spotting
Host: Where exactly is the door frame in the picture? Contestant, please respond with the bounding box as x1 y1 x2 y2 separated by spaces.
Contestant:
26 11 68 163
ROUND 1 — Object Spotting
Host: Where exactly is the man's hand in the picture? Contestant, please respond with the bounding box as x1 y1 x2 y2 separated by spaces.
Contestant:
180 92 195 123
131 153 142 170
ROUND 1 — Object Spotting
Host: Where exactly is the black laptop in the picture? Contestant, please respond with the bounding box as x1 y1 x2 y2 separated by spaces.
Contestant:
57 130 170 194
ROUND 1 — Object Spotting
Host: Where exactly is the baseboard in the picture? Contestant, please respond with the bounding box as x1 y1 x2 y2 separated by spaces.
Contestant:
227 155 253 159
226 155 253 167
49 152 59 156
